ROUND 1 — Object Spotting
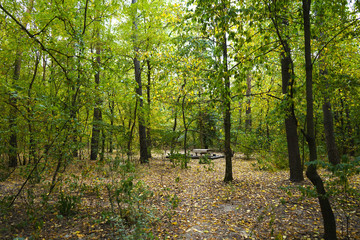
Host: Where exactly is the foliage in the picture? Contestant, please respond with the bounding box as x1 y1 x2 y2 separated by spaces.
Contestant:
168 152 190 169
56 191 80 217
199 155 215 171
99 158 156 239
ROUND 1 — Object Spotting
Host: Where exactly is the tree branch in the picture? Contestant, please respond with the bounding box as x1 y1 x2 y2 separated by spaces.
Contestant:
0 3 70 81
312 17 360 66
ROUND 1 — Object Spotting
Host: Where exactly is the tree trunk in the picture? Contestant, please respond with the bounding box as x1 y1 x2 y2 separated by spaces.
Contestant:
317 8 340 166
8 53 21 168
109 99 114 153
8 0 34 168
182 95 188 168
302 1 337 239
281 40 304 182
134 56 149 163
345 104 355 156
323 99 340 165
90 34 102 160
127 100 138 158
100 129 106 161
245 75 252 132
170 97 180 153
132 0 148 163
223 33 233 182
146 59 152 158
90 107 102 160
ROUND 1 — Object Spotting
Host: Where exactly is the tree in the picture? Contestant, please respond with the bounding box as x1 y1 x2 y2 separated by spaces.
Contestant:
189 0 235 182
267 0 303 181
245 75 252 132
302 0 337 238
6 0 34 167
131 0 149 163
90 29 103 161
314 1 342 166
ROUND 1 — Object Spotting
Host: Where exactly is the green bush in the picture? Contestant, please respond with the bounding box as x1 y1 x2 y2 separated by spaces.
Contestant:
102 160 156 239
168 152 190 169
56 192 80 216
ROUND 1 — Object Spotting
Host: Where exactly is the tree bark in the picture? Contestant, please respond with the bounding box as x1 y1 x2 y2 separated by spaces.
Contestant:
317 8 340 166
90 33 102 160
8 52 21 168
223 33 233 182
7 0 35 168
281 40 304 182
132 0 148 163
109 99 114 153
268 1 303 181
182 95 188 168
323 99 340 165
245 75 252 132
146 59 152 158
302 0 337 239
134 56 149 163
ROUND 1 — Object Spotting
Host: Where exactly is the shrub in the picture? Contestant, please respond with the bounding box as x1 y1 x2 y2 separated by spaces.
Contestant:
56 191 80 216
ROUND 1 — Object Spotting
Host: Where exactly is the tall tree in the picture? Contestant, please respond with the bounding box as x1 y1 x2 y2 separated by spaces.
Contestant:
8 0 34 167
189 0 234 181
302 0 337 238
223 28 233 182
90 29 102 161
268 0 303 182
146 59 152 158
280 39 304 182
245 75 252 132
132 0 149 163
315 3 340 166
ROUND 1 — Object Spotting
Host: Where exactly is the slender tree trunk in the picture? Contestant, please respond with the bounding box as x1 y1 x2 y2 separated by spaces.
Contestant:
238 102 242 130
134 57 149 163
281 40 304 182
223 33 233 182
323 98 340 165
345 104 355 156
109 99 114 153
245 75 252 132
171 110 177 153
265 98 270 147
90 36 102 160
8 53 21 167
302 1 337 239
170 97 180 153
127 100 138 158
146 59 152 158
27 52 40 165
317 9 340 165
198 110 205 148
100 129 106 161
7 0 34 168
132 0 148 163
90 107 102 160
182 95 188 168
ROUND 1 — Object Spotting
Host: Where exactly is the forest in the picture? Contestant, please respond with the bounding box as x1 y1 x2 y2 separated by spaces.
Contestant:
0 0 359 239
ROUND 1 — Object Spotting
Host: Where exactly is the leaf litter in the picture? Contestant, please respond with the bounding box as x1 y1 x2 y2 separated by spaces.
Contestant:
0 153 359 239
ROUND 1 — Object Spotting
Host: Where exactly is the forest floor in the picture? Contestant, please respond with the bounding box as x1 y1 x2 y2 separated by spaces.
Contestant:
1 153 360 239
